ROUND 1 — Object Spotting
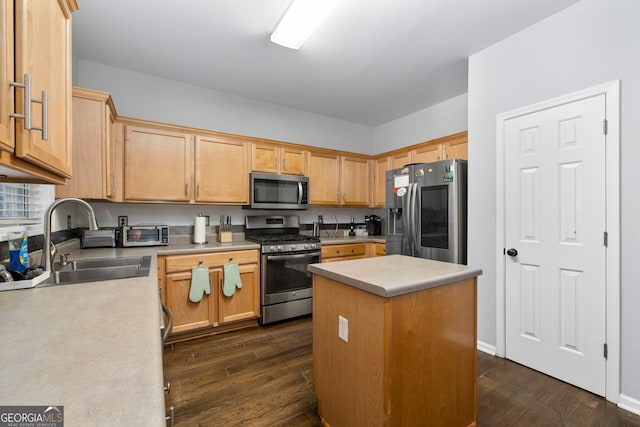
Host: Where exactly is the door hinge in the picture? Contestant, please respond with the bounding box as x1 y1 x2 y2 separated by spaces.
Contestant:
603 119 608 135
604 231 608 247
604 343 608 359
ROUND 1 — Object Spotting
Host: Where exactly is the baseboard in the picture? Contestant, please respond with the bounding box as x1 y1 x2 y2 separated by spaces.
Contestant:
477 340 496 356
619 394 640 416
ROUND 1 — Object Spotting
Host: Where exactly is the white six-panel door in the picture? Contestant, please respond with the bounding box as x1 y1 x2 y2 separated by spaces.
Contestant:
504 94 607 396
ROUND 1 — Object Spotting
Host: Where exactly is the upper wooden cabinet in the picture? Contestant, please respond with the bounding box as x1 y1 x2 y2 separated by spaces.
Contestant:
373 132 468 207
442 133 468 160
0 0 77 183
123 122 249 204
124 125 194 202
307 150 340 205
251 142 305 176
340 155 370 206
373 156 390 207
56 87 118 200
307 150 371 207
195 135 248 204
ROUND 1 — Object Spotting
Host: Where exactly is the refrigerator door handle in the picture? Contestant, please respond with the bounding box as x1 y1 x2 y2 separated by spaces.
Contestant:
401 184 411 255
410 183 420 256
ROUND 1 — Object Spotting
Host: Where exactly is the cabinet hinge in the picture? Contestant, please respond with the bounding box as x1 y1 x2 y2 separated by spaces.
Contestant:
604 231 608 247
604 343 608 359
603 119 608 135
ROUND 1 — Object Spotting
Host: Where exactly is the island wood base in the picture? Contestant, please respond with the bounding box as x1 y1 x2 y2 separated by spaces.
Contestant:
312 274 477 427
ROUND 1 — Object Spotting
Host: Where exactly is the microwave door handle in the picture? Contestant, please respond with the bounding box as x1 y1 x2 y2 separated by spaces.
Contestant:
298 182 303 204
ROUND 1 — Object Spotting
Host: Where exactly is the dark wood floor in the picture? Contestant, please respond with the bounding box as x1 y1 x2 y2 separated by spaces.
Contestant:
163 317 640 426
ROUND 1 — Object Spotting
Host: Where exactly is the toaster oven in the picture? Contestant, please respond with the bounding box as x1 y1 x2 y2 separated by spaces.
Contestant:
120 225 169 247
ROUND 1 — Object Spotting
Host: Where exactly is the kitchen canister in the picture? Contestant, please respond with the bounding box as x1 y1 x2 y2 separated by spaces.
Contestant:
194 215 207 244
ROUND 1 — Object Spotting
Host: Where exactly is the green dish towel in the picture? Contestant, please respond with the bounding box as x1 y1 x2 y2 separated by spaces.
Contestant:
222 262 242 297
189 266 211 303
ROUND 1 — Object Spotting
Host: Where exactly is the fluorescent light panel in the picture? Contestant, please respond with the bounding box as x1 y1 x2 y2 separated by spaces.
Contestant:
271 0 341 50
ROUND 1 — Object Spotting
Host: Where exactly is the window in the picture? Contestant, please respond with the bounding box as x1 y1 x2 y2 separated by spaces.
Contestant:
0 184 43 223
0 184 53 241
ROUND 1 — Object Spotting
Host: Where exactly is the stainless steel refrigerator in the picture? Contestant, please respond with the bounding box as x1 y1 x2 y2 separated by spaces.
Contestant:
386 159 467 264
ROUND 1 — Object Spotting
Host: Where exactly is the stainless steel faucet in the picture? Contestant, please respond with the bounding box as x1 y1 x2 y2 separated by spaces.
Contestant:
43 198 99 272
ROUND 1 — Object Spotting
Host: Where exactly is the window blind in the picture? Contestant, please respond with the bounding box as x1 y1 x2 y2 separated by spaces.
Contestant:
0 183 43 224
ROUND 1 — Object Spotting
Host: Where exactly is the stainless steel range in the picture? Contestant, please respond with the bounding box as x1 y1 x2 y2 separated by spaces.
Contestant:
245 215 321 325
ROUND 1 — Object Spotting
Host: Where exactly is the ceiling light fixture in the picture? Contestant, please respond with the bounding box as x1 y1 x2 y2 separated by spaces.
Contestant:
270 0 342 50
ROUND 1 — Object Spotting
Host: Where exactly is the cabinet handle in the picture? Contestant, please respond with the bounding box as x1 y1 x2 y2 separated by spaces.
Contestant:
185 183 189 196
30 90 48 141
164 382 171 394
166 406 175 427
282 157 286 170
343 193 347 202
9 73 32 131
197 183 200 198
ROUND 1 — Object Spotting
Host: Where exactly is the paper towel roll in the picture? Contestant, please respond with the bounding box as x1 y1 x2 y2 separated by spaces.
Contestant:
194 216 207 244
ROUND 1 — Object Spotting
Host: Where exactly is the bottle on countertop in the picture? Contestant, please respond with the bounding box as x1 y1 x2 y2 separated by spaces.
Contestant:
349 217 356 237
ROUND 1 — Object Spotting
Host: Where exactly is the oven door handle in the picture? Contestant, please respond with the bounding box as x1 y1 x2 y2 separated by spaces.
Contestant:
266 252 321 261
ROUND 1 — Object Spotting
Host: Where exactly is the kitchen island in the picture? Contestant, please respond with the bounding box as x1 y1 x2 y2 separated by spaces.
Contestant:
308 255 482 427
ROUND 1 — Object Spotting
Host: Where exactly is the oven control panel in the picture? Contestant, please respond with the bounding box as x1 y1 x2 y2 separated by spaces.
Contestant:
262 242 320 254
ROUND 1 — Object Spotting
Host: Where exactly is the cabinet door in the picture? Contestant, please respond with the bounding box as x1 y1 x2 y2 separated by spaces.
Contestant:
307 150 340 205
217 263 260 324
280 146 306 175
412 143 443 163
341 155 370 206
56 88 116 199
391 150 411 169
195 135 248 203
124 125 193 202
444 137 468 160
165 270 218 333
0 0 13 152
251 142 278 174
373 156 390 207
13 0 74 177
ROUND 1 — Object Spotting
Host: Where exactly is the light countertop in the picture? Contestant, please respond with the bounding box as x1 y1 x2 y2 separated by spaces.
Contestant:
0 238 260 427
308 254 482 298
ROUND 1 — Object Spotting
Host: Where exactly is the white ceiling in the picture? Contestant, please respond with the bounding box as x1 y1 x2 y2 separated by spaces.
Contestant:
73 0 581 126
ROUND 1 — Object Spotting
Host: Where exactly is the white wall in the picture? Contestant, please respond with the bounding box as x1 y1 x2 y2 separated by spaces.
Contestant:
468 0 640 402
77 60 374 154
373 93 468 152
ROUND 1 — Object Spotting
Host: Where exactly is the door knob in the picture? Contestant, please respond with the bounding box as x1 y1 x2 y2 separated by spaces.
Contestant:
506 248 518 257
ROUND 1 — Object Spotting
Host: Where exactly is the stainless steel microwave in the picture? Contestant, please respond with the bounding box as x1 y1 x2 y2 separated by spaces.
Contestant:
249 172 309 209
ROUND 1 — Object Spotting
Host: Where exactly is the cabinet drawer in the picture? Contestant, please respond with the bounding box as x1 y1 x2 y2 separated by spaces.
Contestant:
321 244 367 260
374 243 386 256
165 249 259 273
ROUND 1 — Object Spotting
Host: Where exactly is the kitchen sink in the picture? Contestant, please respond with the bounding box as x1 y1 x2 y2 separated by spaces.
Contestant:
50 255 152 285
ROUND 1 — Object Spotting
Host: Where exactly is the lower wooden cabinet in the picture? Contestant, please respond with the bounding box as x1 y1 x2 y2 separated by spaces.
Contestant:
158 249 260 339
322 242 385 262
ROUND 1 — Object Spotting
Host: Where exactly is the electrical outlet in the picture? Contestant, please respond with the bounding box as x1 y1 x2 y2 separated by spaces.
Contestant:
204 215 210 226
338 315 348 343
118 216 128 227
67 215 72 230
